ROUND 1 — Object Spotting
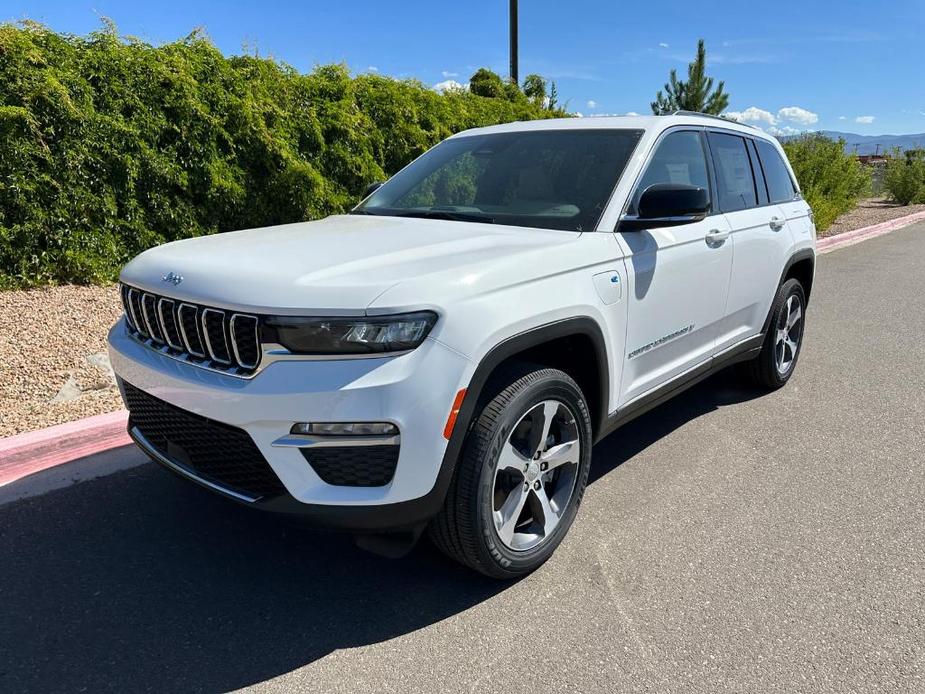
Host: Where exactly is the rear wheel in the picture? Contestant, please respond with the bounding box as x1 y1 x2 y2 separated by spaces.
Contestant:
741 278 806 389
428 366 592 578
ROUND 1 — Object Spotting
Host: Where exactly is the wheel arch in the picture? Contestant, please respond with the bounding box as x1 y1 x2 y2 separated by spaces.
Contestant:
784 249 815 304
445 317 610 465
762 248 815 335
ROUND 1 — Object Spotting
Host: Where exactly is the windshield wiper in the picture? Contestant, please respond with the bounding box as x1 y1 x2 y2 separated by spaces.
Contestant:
392 210 495 224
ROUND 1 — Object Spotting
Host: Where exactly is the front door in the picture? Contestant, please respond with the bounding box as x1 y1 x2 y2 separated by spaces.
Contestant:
616 129 733 406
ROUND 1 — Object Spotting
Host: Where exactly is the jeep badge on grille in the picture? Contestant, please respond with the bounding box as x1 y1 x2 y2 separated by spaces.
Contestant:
162 272 183 286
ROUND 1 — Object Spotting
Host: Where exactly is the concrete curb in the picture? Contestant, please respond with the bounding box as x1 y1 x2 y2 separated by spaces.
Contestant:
0 410 131 489
817 210 925 254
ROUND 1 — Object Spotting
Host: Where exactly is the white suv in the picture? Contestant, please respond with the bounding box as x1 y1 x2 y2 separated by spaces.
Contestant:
109 113 815 578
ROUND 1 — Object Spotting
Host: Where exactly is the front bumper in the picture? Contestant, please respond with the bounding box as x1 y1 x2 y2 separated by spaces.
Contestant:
108 319 471 530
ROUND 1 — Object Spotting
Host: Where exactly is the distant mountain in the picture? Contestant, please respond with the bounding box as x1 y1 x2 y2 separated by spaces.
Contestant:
818 131 925 155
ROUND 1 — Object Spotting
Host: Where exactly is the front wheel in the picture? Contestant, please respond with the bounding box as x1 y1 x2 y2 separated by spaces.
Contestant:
428 366 593 578
741 278 806 389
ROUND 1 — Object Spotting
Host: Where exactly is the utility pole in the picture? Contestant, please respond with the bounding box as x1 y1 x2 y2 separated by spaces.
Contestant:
509 0 518 85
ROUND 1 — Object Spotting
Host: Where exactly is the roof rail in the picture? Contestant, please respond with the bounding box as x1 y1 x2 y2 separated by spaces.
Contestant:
668 110 758 129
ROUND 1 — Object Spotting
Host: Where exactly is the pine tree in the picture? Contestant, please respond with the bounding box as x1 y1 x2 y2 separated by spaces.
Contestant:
650 40 729 115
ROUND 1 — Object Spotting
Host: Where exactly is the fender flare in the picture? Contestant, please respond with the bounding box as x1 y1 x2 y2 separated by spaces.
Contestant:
761 248 816 335
432 316 610 494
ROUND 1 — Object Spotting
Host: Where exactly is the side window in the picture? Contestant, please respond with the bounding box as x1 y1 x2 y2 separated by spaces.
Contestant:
708 132 757 212
632 130 710 213
748 139 770 206
756 139 798 203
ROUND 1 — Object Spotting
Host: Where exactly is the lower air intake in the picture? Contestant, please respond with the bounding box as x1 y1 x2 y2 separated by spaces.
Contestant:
123 382 287 499
300 446 399 487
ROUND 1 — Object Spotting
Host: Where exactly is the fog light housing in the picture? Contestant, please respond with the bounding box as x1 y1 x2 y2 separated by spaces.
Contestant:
291 422 399 436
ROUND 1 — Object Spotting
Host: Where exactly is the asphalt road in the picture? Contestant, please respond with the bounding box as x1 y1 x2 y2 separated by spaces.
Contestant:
2 224 924 693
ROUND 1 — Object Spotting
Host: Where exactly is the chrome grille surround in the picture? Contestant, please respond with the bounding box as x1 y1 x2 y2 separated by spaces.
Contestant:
229 314 260 369
201 308 232 365
177 302 206 358
119 283 261 378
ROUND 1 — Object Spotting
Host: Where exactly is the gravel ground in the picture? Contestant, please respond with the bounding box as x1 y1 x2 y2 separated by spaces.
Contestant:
0 285 123 438
823 196 925 237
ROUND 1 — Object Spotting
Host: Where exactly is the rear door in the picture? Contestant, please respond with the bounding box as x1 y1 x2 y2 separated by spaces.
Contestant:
707 131 793 352
616 128 733 405
756 137 815 241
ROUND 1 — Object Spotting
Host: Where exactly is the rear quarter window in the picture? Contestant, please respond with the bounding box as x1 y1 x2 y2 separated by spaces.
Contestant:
756 139 798 204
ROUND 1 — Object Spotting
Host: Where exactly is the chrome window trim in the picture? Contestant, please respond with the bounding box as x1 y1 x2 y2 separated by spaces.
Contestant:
201 308 232 365
177 303 205 358
157 298 183 350
141 293 165 344
229 313 260 370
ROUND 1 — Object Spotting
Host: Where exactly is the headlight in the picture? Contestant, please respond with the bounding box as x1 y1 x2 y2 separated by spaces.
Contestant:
263 311 437 355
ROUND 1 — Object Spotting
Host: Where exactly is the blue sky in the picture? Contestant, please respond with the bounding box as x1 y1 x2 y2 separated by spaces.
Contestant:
5 0 925 134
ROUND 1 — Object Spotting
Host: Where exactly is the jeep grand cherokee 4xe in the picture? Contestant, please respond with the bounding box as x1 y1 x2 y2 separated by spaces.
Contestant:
109 113 815 578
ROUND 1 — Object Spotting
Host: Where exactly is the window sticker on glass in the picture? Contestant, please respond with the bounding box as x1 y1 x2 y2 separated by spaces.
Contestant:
666 163 692 185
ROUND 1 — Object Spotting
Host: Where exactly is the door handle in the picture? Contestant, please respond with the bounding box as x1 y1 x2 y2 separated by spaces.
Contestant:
769 216 785 231
705 228 729 246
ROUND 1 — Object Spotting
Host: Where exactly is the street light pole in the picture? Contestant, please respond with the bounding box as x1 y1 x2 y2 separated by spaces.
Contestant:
509 0 518 85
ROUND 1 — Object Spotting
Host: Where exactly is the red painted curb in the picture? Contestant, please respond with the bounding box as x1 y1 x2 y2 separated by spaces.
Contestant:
817 210 925 254
0 410 131 487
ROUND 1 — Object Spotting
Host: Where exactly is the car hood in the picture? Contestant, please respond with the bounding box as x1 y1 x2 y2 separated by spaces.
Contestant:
120 214 578 314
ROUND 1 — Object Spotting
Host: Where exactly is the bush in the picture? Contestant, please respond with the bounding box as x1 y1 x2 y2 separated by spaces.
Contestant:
782 134 870 232
469 68 506 99
0 23 565 289
883 149 925 205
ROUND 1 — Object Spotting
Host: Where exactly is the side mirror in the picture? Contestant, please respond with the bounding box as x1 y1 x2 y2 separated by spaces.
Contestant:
618 183 710 231
363 181 384 199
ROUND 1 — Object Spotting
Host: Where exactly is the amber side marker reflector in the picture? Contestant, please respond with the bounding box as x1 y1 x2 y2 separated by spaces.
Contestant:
443 388 467 440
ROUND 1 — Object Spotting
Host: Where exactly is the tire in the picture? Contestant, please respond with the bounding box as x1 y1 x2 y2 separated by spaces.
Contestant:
428 365 593 579
740 278 806 389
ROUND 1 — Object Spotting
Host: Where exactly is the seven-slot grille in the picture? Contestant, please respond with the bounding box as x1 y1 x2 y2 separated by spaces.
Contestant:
120 284 260 376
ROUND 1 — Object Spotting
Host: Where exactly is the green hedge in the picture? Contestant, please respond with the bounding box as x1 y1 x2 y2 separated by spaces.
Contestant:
0 22 563 288
781 133 870 233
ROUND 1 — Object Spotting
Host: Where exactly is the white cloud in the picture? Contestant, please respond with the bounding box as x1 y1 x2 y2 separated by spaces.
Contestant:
769 125 802 137
659 42 669 48
441 70 458 78
723 104 820 135
367 66 378 73
777 106 818 125
855 115 875 124
838 116 847 120
432 79 467 93
725 106 778 125
586 100 597 109
625 111 640 116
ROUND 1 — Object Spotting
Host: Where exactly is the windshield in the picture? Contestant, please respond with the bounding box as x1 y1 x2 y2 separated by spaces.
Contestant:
353 129 644 232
